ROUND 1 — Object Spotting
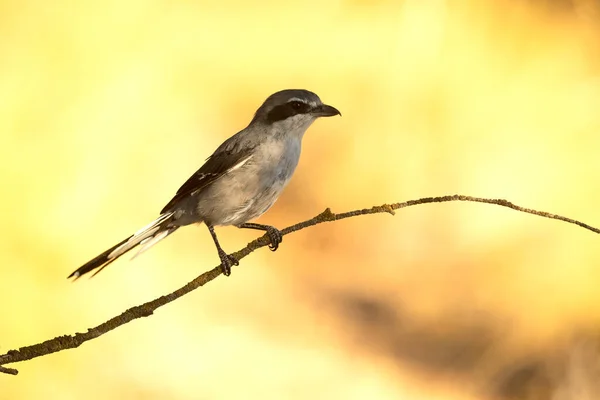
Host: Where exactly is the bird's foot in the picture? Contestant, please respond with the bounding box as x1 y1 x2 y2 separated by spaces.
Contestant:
265 226 283 251
218 250 239 276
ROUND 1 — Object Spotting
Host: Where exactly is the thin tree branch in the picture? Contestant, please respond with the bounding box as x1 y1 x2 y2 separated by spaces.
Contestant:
0 366 18 376
1 194 598 375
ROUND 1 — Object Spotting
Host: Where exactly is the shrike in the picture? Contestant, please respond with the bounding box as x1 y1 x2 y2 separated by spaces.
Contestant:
68 89 340 279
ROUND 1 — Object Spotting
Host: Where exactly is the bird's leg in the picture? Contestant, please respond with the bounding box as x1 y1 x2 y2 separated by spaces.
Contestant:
207 224 238 276
238 223 283 251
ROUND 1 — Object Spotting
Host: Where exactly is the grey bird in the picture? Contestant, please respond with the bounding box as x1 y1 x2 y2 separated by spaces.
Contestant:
68 89 340 279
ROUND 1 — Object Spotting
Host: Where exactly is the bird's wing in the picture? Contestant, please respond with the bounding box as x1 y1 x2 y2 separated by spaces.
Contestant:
160 143 254 214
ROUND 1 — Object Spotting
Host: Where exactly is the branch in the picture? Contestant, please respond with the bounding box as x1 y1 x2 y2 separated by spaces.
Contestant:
0 366 18 376
1 195 598 375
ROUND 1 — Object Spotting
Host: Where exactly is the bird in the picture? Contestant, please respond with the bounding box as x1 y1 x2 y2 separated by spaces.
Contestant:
68 89 341 279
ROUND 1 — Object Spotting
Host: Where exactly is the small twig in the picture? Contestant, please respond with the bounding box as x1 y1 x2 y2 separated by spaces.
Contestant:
1 194 597 375
0 365 18 375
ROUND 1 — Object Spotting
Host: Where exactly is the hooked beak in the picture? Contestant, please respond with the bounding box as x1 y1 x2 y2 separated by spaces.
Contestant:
311 104 341 117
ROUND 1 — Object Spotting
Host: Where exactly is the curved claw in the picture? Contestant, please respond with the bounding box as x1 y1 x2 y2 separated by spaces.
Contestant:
266 227 283 252
228 254 240 266
218 251 238 276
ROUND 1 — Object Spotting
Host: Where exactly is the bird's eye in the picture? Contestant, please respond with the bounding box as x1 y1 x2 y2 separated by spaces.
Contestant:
289 101 304 110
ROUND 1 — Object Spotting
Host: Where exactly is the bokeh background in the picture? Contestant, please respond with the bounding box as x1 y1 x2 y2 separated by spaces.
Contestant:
2 0 600 398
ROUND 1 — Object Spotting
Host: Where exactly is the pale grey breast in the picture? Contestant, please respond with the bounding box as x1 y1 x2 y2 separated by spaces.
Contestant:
195 137 301 227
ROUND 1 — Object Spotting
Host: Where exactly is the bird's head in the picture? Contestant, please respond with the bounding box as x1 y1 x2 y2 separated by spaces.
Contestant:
251 89 341 136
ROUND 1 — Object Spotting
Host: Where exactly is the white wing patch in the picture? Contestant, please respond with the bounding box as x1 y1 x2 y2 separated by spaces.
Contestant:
227 154 253 173
190 155 253 197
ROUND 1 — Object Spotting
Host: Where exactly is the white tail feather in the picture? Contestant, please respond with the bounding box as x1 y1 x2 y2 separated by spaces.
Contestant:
131 229 173 260
108 212 174 259
133 212 173 236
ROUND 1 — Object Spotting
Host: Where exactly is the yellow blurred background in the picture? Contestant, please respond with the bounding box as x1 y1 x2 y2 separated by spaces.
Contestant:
2 0 600 398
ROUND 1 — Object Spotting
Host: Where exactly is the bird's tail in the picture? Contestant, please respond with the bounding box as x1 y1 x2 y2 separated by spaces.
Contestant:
67 212 178 280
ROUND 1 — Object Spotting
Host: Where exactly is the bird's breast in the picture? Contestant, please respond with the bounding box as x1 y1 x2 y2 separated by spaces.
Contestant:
195 138 302 226
256 138 301 185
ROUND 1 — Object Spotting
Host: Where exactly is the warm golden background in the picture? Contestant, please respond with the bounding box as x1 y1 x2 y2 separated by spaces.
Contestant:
2 0 600 398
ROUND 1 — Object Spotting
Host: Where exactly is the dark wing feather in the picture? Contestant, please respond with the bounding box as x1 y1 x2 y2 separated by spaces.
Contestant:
160 138 254 214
